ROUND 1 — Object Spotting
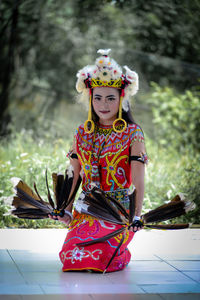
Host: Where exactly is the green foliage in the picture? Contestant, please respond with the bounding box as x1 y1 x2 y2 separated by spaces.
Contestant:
0 128 71 228
146 84 200 224
144 138 200 224
148 83 200 152
0 118 199 227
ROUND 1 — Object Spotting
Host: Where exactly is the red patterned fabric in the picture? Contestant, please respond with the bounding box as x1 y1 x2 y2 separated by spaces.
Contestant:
59 123 144 272
75 123 144 192
59 211 134 272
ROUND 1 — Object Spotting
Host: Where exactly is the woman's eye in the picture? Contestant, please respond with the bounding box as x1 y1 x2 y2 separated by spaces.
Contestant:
94 97 101 101
107 97 116 101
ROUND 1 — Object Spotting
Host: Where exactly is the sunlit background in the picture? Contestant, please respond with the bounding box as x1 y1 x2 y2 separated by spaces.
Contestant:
0 0 200 228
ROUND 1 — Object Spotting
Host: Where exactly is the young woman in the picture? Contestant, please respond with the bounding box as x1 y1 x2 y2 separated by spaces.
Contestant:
50 49 148 272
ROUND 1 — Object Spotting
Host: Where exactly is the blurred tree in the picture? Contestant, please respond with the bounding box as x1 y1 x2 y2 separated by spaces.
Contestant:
111 0 200 89
0 0 20 136
0 0 200 134
0 0 47 135
114 0 200 63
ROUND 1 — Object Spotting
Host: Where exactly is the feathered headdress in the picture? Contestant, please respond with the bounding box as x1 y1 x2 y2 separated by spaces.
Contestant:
76 49 139 134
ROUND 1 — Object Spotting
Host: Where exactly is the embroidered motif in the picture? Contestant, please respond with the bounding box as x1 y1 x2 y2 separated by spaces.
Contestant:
77 219 100 235
61 247 103 264
114 229 129 244
76 123 145 192
103 144 129 190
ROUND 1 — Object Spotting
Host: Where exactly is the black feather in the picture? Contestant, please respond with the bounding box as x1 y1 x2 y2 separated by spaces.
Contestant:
90 188 124 223
16 187 51 213
103 231 125 274
61 175 82 210
129 189 135 224
76 227 125 246
45 169 55 209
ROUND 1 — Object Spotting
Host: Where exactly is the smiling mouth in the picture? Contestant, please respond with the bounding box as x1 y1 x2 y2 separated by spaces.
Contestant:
99 111 110 114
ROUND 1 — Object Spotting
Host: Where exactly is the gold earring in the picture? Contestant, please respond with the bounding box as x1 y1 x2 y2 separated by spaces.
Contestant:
113 95 127 133
84 91 95 134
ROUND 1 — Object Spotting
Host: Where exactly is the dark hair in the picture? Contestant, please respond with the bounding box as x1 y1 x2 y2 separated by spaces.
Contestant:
122 102 136 125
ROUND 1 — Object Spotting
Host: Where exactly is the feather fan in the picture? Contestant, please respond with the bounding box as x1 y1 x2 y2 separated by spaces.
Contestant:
11 167 82 219
76 186 195 273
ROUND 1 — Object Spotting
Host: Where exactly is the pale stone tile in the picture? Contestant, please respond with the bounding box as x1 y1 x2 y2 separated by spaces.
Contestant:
183 271 200 282
0 296 22 300
21 270 113 286
126 260 176 272
161 293 200 300
92 294 162 300
21 295 92 300
109 270 196 285
167 261 200 271
0 283 43 295
140 283 200 293
41 283 144 294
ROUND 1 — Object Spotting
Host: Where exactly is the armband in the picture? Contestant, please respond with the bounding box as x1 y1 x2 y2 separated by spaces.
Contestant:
67 150 78 160
130 152 148 164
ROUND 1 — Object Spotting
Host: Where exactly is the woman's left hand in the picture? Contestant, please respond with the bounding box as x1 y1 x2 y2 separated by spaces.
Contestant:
129 219 144 232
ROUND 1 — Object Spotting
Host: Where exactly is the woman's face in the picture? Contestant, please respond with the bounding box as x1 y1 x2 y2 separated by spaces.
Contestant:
92 87 120 125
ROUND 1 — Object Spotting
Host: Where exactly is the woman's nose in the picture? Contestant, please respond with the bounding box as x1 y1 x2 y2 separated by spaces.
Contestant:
102 98 109 107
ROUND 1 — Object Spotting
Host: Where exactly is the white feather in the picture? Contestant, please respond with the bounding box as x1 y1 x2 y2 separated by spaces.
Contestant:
67 164 74 178
122 99 130 112
97 49 111 56
10 177 21 187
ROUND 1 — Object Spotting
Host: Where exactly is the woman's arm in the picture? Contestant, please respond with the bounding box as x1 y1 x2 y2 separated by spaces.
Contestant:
130 140 146 231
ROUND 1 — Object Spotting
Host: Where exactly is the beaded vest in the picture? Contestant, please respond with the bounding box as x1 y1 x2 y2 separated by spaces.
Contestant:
75 123 144 197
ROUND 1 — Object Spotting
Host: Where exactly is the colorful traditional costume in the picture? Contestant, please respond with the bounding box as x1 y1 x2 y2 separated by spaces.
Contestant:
59 49 147 272
10 49 195 274
59 122 145 272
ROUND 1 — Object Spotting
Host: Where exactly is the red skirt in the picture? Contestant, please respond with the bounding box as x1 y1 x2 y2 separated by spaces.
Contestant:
59 210 134 273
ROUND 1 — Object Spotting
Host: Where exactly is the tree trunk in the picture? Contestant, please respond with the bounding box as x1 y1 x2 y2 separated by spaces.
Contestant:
0 1 20 137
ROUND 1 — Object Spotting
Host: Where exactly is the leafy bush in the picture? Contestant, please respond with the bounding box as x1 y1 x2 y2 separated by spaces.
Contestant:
0 128 71 228
148 83 200 153
144 138 200 224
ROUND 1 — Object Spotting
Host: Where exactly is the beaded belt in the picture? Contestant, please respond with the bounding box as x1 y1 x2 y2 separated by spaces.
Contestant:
76 188 130 211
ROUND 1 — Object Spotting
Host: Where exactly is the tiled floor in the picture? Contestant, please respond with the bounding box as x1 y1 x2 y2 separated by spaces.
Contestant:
0 228 200 299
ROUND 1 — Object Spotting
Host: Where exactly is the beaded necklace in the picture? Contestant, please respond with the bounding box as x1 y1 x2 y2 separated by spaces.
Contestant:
90 125 113 186
92 125 113 160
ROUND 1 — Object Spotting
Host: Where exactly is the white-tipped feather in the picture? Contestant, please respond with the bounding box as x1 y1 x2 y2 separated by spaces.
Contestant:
185 201 196 213
178 193 186 201
97 49 111 56
122 99 130 112
10 177 21 187
75 199 89 213
67 164 74 178
124 65 139 96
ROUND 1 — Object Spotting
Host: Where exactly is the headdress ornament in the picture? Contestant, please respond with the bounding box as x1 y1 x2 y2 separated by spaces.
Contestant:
76 49 139 133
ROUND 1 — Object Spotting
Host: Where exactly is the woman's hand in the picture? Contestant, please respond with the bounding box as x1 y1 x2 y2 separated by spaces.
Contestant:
129 219 144 232
48 213 72 226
